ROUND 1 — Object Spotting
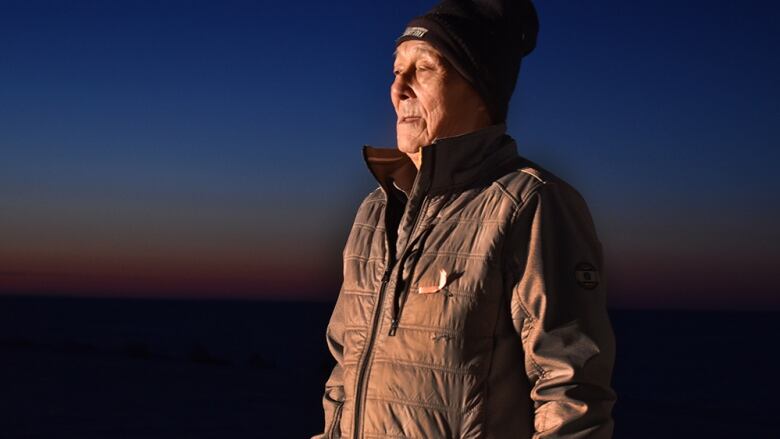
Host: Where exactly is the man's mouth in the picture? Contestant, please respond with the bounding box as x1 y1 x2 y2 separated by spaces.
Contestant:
399 116 422 123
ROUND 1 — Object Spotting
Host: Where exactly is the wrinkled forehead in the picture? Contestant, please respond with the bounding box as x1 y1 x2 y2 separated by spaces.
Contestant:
393 40 443 63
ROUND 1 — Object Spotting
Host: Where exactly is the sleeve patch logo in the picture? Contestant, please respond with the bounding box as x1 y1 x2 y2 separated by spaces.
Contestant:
575 262 600 290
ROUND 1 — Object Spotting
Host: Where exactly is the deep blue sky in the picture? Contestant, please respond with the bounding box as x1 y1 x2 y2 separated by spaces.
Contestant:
1 0 778 309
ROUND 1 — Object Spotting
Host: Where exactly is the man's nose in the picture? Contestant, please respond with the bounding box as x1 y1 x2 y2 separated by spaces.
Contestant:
391 72 415 102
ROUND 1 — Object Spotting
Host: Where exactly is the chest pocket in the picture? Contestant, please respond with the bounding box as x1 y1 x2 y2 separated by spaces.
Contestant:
394 222 503 339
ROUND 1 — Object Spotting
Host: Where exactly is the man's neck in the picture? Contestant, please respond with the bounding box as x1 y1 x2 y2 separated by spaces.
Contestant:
406 151 422 170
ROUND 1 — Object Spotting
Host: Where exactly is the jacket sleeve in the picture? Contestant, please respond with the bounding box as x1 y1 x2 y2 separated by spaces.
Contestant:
504 180 617 438
311 285 347 439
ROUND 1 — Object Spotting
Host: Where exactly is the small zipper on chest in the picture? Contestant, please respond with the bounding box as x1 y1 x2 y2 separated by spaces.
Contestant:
388 197 429 336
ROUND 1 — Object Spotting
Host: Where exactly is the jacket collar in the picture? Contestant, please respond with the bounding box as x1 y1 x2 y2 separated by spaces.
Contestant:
362 122 518 198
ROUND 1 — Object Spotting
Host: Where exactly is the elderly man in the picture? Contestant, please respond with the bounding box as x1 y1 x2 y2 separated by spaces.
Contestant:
313 1 617 438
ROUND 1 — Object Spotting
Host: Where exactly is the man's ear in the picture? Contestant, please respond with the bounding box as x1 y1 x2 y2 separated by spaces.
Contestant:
476 101 494 126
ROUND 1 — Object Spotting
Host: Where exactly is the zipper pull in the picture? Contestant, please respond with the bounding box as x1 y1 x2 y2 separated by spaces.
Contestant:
388 318 399 336
381 268 396 336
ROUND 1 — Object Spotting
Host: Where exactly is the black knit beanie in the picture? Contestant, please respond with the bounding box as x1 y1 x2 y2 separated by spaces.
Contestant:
395 0 539 123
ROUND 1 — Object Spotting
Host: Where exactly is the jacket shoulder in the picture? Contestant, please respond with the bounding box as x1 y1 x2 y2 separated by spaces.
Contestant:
349 186 386 225
495 156 589 210
356 186 385 211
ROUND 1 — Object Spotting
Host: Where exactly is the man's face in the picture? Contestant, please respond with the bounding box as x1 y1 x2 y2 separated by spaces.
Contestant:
391 40 490 157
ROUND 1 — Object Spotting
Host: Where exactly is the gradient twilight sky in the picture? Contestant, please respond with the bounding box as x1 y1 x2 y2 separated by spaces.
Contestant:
1 0 778 309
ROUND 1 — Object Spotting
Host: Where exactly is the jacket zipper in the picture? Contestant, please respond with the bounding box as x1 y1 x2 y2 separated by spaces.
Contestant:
353 193 427 438
352 265 391 438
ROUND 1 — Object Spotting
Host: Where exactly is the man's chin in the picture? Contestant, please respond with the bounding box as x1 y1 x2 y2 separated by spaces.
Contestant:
396 140 423 155
396 132 431 154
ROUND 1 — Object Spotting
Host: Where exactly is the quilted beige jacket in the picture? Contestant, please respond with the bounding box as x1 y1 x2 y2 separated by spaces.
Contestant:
313 123 617 438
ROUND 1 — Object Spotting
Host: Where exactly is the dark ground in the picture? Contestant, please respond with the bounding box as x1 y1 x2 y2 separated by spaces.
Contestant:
0 296 775 438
